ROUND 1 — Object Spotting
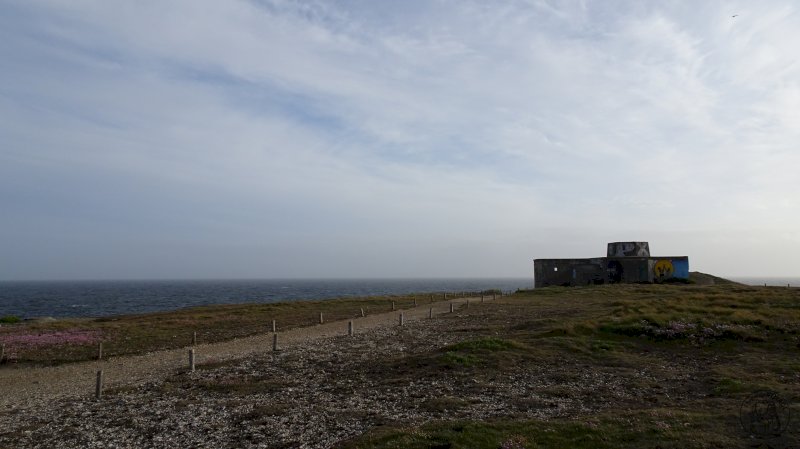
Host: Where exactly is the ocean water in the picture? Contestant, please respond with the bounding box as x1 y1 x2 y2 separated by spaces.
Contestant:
729 277 800 287
0 278 533 319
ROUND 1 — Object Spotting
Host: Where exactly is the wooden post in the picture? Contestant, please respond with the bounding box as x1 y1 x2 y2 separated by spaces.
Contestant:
272 333 278 351
319 312 324 324
189 349 195 372
192 331 197 346
399 313 404 326
360 308 365 317
392 301 395 311
450 303 454 313
429 307 433 319
97 342 103 360
95 370 103 399
272 320 276 333
348 320 354 336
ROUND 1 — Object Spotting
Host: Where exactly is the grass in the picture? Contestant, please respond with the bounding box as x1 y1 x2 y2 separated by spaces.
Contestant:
343 276 800 448
0 292 475 366
5 273 800 447
346 411 741 449
435 337 525 368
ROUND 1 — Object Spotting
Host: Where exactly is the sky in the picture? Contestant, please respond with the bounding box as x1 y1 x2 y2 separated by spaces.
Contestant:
1 0 799 280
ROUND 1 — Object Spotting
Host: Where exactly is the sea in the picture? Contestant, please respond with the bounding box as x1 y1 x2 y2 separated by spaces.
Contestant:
1 276 797 320
729 277 800 287
0 278 533 319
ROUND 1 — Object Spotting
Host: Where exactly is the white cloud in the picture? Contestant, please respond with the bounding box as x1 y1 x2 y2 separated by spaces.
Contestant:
2 0 800 278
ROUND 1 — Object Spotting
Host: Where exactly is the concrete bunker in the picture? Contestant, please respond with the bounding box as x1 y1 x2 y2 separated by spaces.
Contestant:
534 242 688 287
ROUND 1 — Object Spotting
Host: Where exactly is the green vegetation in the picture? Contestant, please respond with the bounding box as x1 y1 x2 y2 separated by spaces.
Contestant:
349 413 738 449
0 315 20 324
5 274 800 447
447 337 520 352
0 292 471 365
436 337 524 368
345 279 800 448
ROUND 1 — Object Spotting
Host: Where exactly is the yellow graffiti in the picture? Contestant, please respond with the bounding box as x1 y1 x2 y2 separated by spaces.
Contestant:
654 260 674 280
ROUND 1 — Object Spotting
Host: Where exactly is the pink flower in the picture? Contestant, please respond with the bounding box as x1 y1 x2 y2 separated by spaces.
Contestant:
0 329 103 349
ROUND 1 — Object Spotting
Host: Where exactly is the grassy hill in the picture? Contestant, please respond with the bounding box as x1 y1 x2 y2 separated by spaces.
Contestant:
688 271 743 286
347 281 800 448
2 279 800 448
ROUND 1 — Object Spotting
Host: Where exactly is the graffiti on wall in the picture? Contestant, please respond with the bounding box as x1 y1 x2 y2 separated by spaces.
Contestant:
534 242 689 288
653 259 674 280
607 242 650 257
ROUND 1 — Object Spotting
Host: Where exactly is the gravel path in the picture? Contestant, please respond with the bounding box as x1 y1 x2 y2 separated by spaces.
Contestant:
0 294 687 449
0 298 476 410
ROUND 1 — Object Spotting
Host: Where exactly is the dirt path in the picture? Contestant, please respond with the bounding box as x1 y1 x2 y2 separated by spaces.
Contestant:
0 298 481 409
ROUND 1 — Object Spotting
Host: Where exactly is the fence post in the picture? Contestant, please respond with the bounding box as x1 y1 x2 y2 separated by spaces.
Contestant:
97 342 103 360
192 331 197 346
429 307 433 319
360 308 365 317
392 301 395 311
348 320 354 336
95 370 103 399
319 312 324 324
450 303 454 313
414 298 417 306
272 320 277 333
399 313 404 326
189 349 195 372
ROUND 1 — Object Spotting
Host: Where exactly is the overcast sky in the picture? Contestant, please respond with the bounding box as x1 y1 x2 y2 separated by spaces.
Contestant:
1 0 799 280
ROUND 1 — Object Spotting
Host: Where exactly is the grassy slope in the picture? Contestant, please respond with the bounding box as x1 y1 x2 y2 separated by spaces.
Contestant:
688 271 742 286
3 275 800 447
345 280 800 448
0 292 472 365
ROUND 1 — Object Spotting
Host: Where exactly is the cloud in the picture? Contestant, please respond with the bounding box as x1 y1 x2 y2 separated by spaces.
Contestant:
1 0 799 279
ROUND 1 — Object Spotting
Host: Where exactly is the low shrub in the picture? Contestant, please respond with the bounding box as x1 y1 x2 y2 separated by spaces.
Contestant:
448 337 519 352
600 319 766 344
441 351 479 367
